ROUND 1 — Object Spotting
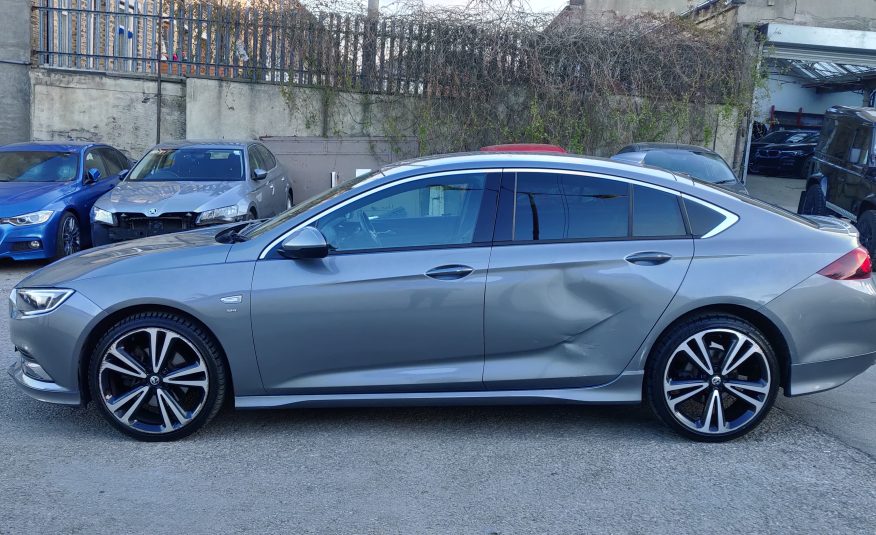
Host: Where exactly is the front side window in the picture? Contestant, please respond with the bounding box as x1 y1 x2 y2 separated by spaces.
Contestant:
128 148 245 182
511 172 629 241
0 151 80 183
315 173 493 252
96 148 123 176
255 145 277 170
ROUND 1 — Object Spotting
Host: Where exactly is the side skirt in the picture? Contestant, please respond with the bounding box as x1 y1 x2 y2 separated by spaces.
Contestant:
235 371 644 409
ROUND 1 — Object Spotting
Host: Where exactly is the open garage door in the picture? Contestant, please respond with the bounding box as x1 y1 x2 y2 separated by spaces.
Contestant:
744 24 876 181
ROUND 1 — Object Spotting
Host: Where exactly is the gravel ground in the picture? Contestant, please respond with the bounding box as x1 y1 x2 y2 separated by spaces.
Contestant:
1 178 875 534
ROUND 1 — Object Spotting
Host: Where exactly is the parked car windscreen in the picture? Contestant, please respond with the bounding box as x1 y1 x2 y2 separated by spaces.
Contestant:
127 148 245 182
759 131 810 144
0 151 79 182
642 150 737 184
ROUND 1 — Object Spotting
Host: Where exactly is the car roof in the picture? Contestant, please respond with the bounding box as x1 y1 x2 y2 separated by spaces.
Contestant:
152 140 257 150
825 106 876 124
0 141 102 152
617 142 717 154
373 151 685 191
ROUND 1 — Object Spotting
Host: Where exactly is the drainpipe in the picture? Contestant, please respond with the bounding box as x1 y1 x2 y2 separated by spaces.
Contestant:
156 0 164 143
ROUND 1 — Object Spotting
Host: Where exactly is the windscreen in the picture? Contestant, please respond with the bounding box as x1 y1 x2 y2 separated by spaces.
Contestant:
0 151 79 182
759 131 801 144
643 150 737 184
127 148 244 182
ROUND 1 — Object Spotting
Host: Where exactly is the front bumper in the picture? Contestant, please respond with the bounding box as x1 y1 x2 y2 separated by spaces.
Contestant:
7 290 103 405
0 218 58 260
7 358 81 405
749 155 806 175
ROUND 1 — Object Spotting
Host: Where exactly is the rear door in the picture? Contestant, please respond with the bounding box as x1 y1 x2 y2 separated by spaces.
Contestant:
483 170 694 389
256 144 289 213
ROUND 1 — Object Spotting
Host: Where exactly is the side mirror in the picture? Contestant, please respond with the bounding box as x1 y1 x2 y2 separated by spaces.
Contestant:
279 227 329 259
85 168 101 184
118 169 129 180
252 168 268 181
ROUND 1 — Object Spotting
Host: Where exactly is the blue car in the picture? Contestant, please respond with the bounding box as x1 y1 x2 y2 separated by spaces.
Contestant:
0 142 130 260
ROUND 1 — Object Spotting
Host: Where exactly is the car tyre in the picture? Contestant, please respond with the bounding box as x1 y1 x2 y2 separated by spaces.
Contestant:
800 184 827 216
55 211 82 258
645 314 780 442
88 311 227 442
856 210 876 257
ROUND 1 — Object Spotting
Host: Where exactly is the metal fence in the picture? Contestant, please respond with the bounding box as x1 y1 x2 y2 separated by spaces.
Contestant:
31 0 525 95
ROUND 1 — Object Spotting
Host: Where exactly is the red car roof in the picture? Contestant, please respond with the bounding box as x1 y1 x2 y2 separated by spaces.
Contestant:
480 143 567 154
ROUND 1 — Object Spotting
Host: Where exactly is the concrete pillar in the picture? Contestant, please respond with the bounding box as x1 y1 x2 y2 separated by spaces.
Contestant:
0 0 32 144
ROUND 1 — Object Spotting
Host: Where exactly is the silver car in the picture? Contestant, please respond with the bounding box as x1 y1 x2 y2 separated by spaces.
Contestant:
90 141 292 245
8 152 876 442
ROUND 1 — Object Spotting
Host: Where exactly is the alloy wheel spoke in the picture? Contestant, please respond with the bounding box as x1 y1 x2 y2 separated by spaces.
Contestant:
701 389 726 432
164 360 208 390
106 384 149 413
725 381 767 411
119 387 151 424
722 345 759 376
679 343 713 376
667 382 709 410
665 379 709 393
157 388 191 426
107 347 147 379
148 328 178 374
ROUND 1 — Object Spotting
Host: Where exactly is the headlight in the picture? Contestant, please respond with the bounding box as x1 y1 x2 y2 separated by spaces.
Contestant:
11 288 74 316
196 205 240 226
92 206 116 226
0 210 54 226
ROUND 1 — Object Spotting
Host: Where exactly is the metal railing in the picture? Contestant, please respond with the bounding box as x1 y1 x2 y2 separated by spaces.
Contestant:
31 0 525 95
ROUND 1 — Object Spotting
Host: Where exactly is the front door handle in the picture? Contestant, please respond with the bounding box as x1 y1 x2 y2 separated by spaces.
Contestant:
425 265 475 280
625 251 672 266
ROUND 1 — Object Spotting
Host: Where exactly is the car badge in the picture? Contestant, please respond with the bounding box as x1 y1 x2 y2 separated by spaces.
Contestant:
146 208 159 217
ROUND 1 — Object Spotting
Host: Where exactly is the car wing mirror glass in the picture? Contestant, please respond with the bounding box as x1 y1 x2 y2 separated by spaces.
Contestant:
85 167 101 183
279 226 329 259
253 168 268 181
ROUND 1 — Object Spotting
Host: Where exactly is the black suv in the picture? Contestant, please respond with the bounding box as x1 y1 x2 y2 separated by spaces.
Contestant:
799 106 876 254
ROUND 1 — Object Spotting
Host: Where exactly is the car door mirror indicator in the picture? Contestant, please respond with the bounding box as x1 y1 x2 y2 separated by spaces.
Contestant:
279 226 329 260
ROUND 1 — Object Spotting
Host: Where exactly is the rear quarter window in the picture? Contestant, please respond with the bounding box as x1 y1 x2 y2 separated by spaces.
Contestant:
683 198 726 237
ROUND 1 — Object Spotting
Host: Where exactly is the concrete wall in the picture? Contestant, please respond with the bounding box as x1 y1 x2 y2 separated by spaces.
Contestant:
0 0 32 145
29 69 185 159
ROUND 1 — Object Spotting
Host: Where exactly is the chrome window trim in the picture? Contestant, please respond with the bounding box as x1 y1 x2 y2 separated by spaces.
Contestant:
259 167 739 258
259 169 504 259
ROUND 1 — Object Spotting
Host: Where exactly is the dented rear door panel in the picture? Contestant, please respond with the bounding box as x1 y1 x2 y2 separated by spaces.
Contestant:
483 239 693 389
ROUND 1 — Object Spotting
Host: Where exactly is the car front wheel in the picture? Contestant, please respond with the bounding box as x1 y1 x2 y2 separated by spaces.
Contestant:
55 212 81 258
89 312 227 441
646 315 779 442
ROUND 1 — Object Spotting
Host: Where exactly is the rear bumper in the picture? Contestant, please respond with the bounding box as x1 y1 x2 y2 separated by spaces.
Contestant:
786 351 876 396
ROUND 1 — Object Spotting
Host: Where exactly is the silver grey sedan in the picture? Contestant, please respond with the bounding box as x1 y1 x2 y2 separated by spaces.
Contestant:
90 141 292 245
9 152 876 442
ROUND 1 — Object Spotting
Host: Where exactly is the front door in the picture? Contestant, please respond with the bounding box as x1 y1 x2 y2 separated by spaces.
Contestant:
483 171 693 389
250 170 500 394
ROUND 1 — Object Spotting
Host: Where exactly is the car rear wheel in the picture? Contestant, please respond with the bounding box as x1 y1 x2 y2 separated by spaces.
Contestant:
856 210 876 257
89 312 227 441
646 315 779 442
55 212 81 258
800 184 826 216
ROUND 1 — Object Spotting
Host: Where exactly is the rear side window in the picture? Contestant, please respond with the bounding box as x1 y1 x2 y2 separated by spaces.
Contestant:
683 198 726 237
633 185 686 237
850 127 872 165
512 172 629 241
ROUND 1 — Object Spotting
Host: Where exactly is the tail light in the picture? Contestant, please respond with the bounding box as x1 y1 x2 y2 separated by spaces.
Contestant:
818 247 872 281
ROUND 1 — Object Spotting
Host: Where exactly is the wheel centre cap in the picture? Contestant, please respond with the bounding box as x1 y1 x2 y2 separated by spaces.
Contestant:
149 375 161 386
711 375 722 387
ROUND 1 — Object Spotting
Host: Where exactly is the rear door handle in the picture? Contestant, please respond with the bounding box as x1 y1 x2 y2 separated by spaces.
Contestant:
425 265 475 280
625 252 672 266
